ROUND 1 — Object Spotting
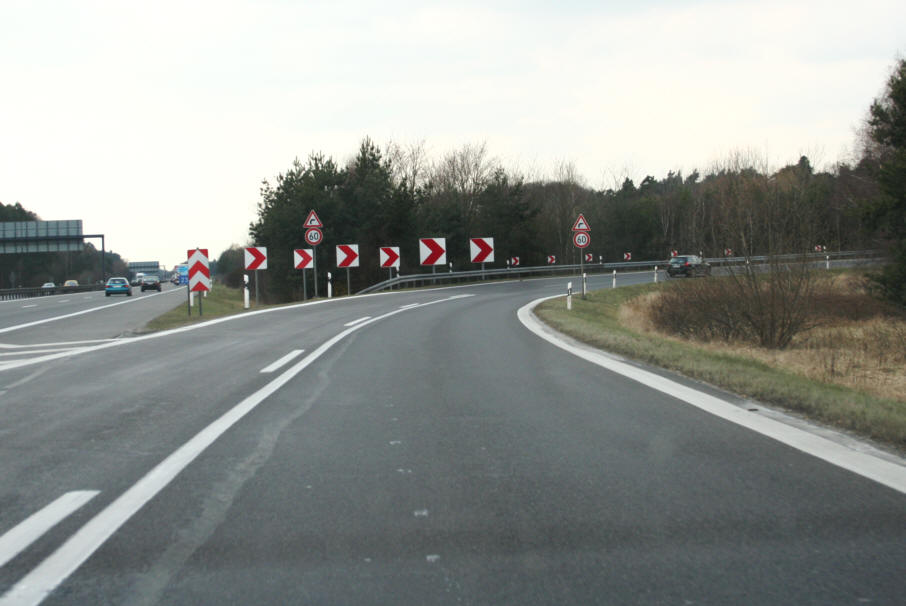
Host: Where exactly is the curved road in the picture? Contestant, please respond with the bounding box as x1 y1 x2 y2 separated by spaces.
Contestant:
0 274 903 605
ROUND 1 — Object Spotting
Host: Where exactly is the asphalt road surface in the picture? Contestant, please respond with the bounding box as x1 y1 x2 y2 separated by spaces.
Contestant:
0 272 903 605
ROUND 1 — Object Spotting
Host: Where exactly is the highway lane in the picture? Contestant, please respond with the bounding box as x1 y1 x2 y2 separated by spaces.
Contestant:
0 284 186 346
0 273 903 604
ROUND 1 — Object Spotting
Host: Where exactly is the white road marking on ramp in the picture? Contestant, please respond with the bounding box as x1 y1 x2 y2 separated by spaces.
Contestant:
0 492 99 569
260 349 304 373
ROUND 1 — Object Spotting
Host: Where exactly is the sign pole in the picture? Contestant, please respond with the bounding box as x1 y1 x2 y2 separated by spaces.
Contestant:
254 270 260 306
303 268 308 301
186 283 191 317
346 267 351 297
313 250 319 298
198 290 203 316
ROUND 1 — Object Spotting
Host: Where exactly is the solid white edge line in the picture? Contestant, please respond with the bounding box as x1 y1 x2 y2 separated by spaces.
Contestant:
259 349 305 374
343 316 372 327
0 491 100 569
517 295 906 496
0 293 474 606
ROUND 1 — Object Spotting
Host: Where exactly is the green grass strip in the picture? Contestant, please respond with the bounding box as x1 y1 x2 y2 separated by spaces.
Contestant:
535 284 906 451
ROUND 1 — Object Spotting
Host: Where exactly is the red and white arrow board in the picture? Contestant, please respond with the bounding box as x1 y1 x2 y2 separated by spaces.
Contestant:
469 237 494 263
585 253 594 263
623 252 632 261
547 255 556 264
509 256 520 267
336 244 359 268
244 246 267 270
187 248 211 292
379 246 400 268
294 248 314 269
419 237 446 265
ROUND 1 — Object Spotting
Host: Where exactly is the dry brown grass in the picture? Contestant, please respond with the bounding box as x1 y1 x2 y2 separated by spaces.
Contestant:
625 273 906 402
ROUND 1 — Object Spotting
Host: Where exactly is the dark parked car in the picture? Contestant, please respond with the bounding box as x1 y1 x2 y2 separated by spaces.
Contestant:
667 255 711 278
141 275 162 292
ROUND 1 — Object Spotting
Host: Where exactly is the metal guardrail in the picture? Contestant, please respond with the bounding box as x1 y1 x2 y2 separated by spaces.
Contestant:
0 283 105 301
356 250 885 295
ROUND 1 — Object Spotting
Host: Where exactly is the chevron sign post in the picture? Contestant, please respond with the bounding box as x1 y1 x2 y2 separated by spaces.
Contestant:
187 248 210 292
336 244 359 296
419 238 446 272
186 248 210 317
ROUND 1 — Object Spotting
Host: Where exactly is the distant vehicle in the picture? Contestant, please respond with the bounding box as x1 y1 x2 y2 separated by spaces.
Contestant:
667 255 711 278
171 273 180 285
131 272 145 286
63 279 79 287
140 275 162 292
105 277 132 297
41 282 55 289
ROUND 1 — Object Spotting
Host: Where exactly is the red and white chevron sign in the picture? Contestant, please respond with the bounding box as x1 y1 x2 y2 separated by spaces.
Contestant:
623 252 632 261
584 253 594 263
508 256 520 267
336 244 359 268
419 237 446 265
724 248 733 256
294 248 313 269
670 249 678 257
186 248 211 292
547 255 556 264
244 246 267 271
379 246 400 268
469 237 494 263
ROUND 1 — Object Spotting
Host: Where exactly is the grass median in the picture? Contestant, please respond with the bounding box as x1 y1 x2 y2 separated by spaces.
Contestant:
144 286 259 331
535 282 906 452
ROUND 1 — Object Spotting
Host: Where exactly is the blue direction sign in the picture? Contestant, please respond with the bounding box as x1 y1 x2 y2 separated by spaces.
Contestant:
177 264 189 285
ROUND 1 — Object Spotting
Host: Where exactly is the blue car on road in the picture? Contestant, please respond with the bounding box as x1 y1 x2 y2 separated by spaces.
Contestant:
105 277 132 297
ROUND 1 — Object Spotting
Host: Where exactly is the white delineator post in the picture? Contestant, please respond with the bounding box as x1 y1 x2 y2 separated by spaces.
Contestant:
582 273 587 300
243 274 250 309
612 270 616 289
327 272 333 298
567 281 573 311
826 255 830 270
654 265 658 283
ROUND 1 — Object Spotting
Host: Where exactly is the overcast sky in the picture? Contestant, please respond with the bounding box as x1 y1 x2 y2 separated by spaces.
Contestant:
1 0 903 267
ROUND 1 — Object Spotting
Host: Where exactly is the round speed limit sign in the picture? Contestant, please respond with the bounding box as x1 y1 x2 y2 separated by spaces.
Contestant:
573 231 590 248
305 227 323 246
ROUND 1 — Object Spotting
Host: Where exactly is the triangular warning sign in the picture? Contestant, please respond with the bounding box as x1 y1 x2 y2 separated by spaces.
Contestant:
304 210 323 228
572 214 590 231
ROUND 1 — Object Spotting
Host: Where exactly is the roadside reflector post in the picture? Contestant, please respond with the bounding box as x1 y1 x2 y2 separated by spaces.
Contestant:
567 281 573 311
612 269 616 289
654 265 658 283
582 272 587 300
327 271 333 299
243 274 250 309
826 255 830 270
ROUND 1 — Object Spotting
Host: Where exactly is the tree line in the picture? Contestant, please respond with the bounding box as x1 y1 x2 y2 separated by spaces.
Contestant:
237 134 882 302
